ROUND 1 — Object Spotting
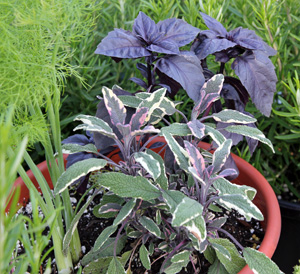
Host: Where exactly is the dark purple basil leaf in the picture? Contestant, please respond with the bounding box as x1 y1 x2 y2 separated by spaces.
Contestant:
156 18 200 47
192 34 236 60
132 11 158 43
62 134 93 146
65 152 95 169
156 70 182 98
156 51 205 102
95 28 151 59
157 83 172 93
136 63 148 79
130 77 148 89
147 40 180 55
184 141 205 176
232 50 277 116
223 76 249 107
130 107 149 131
200 12 227 37
214 46 243 63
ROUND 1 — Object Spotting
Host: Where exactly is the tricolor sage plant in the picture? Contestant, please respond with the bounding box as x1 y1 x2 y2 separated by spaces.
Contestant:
54 73 282 273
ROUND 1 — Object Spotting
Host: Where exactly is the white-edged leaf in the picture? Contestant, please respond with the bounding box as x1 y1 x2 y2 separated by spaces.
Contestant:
119 95 142 108
243 247 284 274
146 149 168 190
224 125 274 152
210 242 231 261
214 177 256 200
139 216 162 238
184 140 205 176
187 120 205 139
97 173 160 201
93 225 117 252
74 124 117 139
172 197 203 227
162 131 189 172
139 245 151 270
113 199 136 226
75 114 114 133
134 152 161 180
162 190 186 213
62 143 98 154
54 158 107 194
165 250 191 274
205 125 226 146
102 86 126 126
129 107 149 131
217 194 264 221
212 110 257 124
185 214 207 243
138 88 166 122
212 139 232 173
107 257 126 274
209 238 246 274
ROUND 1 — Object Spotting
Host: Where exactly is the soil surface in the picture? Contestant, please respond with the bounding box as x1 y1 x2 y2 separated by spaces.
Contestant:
16 189 264 274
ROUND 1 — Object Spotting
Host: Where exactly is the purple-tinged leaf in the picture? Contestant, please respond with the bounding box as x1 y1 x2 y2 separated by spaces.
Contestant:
157 70 182 98
156 18 200 47
212 139 232 173
147 40 180 55
102 87 127 126
136 63 148 79
98 203 122 214
200 13 227 37
184 141 205 177
218 168 238 178
156 51 205 102
130 107 149 131
132 11 158 43
131 125 160 137
116 123 131 138
130 77 148 89
232 50 277 116
187 120 205 139
223 76 249 107
192 34 236 60
95 29 151 58
62 133 94 146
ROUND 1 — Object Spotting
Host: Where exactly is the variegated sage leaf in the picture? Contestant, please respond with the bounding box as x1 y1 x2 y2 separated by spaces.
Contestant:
139 216 162 238
74 124 117 140
185 214 207 243
205 125 226 146
184 141 205 176
217 194 264 221
107 257 126 274
74 114 114 133
187 120 205 139
97 173 160 201
162 131 189 172
116 123 131 138
139 245 151 270
102 86 127 126
131 125 160 136
208 217 227 229
146 149 168 190
243 248 284 274
162 190 186 213
129 107 149 131
172 197 203 227
211 110 257 124
209 238 246 274
214 177 256 200
134 152 161 180
212 139 232 173
54 158 107 194
164 250 191 274
62 143 99 154
113 199 136 226
119 95 142 108
92 225 117 252
224 125 274 152
138 88 166 122
161 123 192 136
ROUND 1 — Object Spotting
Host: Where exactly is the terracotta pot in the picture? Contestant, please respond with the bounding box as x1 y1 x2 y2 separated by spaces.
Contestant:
8 139 281 274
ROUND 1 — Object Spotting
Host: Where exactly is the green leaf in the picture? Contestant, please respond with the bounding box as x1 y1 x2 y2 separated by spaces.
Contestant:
74 114 114 134
119 95 142 108
208 258 230 274
162 190 186 213
97 172 161 201
139 216 162 238
74 123 117 139
93 194 124 218
83 257 112 274
107 257 126 274
204 245 216 264
224 125 274 152
162 131 189 172
185 214 207 243
212 110 257 124
146 149 168 190
113 199 136 226
209 238 246 274
139 245 151 270
54 158 107 194
134 152 161 180
62 143 99 154
212 139 232 173
243 248 283 274
164 250 191 274
93 226 117 252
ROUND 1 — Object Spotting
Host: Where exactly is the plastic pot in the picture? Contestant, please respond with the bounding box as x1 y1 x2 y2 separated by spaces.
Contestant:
272 199 300 274
8 139 281 274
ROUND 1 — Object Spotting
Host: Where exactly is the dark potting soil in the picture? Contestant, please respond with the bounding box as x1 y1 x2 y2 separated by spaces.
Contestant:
16 189 264 274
